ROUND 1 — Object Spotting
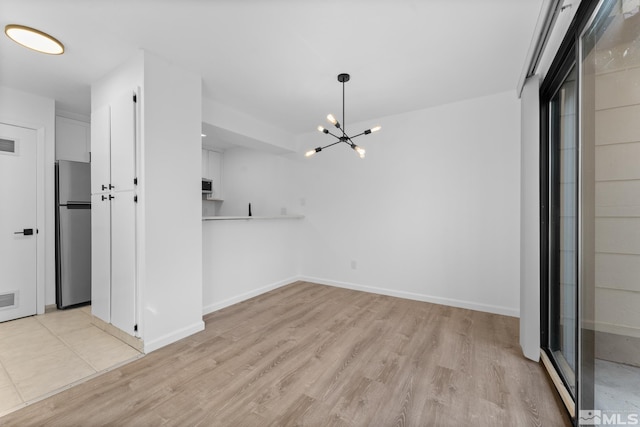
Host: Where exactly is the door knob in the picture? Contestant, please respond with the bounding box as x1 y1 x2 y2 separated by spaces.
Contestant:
14 228 34 235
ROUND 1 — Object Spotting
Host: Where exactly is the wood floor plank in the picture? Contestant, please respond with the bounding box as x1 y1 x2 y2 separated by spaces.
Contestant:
0 282 571 427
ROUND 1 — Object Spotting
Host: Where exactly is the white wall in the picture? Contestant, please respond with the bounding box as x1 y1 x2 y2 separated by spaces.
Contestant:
202 98 295 153
201 146 301 313
216 147 296 217
202 219 301 314
91 54 144 112
0 86 55 311
295 91 522 316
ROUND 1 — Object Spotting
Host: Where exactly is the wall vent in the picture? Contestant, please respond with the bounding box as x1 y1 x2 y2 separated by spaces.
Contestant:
0 292 16 309
0 138 16 154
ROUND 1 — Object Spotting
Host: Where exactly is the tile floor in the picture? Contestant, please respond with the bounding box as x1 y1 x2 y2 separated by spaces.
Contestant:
0 306 142 416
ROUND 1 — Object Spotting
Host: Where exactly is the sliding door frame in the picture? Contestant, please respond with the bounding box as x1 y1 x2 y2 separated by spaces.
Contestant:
541 40 579 412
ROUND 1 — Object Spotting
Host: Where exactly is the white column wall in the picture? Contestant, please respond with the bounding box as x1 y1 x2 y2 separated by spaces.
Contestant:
141 52 204 352
520 75 541 361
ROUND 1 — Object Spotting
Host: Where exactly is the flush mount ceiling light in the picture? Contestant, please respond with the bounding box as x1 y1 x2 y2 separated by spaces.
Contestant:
4 24 64 55
306 73 380 159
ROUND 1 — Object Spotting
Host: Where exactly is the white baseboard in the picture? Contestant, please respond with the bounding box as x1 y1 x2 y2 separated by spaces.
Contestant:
143 320 205 353
201 275 519 319
202 276 300 316
300 276 520 318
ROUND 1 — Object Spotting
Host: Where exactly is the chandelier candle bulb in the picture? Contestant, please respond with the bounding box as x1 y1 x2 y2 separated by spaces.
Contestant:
364 125 381 135
352 145 366 158
305 147 322 157
327 114 340 128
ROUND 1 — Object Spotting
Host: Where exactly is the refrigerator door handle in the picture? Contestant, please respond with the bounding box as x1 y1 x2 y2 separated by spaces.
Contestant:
65 201 91 209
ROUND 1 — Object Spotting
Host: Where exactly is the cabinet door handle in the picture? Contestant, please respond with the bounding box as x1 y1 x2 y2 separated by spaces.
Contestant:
109 195 115 200
109 184 115 189
101 195 107 201
14 228 34 235
102 184 108 190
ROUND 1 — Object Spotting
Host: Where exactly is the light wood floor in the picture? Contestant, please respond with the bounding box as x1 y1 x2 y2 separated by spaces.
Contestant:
0 282 570 426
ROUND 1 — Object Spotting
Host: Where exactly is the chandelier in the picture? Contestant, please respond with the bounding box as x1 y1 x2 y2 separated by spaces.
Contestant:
306 73 381 159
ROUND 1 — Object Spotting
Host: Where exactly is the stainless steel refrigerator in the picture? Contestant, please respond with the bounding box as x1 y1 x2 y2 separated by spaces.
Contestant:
55 160 91 309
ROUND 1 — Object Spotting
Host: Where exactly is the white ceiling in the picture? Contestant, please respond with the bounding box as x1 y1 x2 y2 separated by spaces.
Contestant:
0 0 542 135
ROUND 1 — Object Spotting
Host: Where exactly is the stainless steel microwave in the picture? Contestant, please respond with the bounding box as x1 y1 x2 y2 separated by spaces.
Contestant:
202 179 212 194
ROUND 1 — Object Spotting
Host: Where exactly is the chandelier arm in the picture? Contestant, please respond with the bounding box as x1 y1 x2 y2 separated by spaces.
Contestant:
349 131 366 139
344 135 357 144
320 140 343 150
325 129 343 140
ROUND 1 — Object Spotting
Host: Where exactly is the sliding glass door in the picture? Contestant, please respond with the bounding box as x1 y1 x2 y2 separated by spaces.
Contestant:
542 1 640 425
581 0 640 422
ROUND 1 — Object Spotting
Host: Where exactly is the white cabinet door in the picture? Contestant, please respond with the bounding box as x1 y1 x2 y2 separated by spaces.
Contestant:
110 91 136 192
91 106 111 194
56 117 90 162
206 150 224 200
91 193 111 323
91 90 137 336
202 149 210 179
110 191 137 335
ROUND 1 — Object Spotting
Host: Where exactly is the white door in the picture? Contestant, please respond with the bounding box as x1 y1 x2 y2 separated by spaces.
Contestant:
110 191 136 335
90 105 110 195
91 193 111 323
0 123 37 322
110 91 136 193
